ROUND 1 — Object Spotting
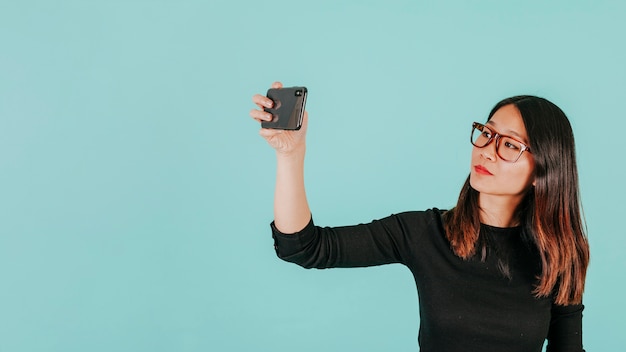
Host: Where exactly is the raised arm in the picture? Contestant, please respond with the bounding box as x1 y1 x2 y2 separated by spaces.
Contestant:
250 81 311 233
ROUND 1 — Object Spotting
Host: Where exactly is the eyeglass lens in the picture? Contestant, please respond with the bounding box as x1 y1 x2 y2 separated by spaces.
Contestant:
471 125 524 162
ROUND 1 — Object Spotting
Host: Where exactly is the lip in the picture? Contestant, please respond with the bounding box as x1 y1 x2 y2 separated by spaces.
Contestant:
474 165 493 176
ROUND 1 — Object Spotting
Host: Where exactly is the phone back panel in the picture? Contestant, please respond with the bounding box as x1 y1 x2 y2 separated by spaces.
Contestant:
262 87 307 130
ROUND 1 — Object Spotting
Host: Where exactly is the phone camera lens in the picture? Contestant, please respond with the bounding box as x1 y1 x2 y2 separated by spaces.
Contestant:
295 90 302 96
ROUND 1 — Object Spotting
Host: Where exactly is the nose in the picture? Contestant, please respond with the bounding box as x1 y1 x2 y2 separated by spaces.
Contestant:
480 137 497 161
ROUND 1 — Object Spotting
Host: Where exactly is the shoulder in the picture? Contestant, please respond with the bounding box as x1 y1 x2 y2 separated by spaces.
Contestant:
391 208 446 229
386 208 456 265
383 208 448 243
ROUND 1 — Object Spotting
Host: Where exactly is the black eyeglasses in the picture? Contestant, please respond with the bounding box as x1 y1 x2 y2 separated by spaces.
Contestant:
471 122 531 163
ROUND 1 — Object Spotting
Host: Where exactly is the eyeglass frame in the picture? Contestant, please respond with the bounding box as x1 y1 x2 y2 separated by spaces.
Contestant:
471 122 532 163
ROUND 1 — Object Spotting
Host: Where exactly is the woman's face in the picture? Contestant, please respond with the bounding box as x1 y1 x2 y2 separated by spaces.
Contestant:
469 104 535 201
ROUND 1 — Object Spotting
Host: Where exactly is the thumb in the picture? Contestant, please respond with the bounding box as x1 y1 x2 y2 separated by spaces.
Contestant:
299 111 309 132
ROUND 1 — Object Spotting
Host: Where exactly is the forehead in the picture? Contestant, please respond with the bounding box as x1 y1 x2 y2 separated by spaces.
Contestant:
487 104 529 142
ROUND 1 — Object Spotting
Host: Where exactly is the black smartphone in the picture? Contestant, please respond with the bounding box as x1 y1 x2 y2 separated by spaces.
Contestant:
261 86 307 130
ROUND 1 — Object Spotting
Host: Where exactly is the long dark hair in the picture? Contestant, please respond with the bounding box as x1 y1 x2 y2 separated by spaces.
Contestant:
443 95 590 305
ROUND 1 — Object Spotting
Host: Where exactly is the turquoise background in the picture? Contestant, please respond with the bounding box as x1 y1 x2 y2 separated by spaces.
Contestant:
1 0 624 351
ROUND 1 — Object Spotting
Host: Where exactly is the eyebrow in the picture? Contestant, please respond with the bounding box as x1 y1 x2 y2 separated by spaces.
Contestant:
486 120 529 143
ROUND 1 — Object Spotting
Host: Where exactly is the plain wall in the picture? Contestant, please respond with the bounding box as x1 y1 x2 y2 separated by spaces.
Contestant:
1 0 624 351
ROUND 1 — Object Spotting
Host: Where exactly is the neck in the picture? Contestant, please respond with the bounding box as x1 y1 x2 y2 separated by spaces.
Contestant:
477 193 524 228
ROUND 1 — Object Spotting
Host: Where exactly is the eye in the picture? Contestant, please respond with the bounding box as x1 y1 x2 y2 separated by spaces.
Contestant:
481 130 492 138
503 140 520 150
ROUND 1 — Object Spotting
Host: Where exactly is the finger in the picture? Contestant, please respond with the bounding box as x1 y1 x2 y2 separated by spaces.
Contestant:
259 128 283 138
298 111 309 131
271 81 283 89
250 109 273 122
252 94 273 109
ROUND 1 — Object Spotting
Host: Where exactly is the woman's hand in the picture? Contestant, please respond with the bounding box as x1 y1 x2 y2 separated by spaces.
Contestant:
250 81 312 233
250 81 308 155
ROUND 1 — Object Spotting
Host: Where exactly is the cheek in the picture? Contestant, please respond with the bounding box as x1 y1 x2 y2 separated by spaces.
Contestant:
520 157 535 181
505 161 535 189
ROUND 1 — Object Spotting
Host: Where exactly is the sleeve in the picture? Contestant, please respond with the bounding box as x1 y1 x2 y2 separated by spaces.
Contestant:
270 212 426 269
545 303 585 352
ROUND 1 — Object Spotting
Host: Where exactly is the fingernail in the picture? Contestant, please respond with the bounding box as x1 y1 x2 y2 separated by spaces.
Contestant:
265 100 273 108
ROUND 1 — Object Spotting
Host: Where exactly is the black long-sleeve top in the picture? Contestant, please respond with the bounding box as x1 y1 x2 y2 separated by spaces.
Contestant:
271 208 584 352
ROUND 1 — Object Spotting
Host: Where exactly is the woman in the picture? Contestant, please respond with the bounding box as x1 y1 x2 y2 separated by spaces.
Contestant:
250 81 590 352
